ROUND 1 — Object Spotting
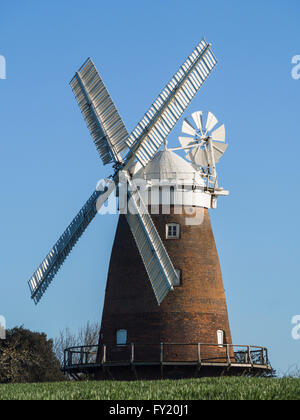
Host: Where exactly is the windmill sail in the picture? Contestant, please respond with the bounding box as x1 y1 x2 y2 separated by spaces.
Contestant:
126 178 178 304
28 40 218 306
28 183 115 304
70 58 129 165
124 39 217 168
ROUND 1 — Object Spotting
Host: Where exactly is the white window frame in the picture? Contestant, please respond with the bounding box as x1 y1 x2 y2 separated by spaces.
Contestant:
217 330 225 348
116 329 127 346
166 223 180 239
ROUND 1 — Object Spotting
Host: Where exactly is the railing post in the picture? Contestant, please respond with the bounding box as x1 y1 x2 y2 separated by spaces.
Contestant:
68 350 72 366
260 348 264 366
265 348 269 366
85 348 90 364
247 346 253 365
160 342 164 364
131 343 135 364
226 344 231 365
102 344 106 364
197 343 201 365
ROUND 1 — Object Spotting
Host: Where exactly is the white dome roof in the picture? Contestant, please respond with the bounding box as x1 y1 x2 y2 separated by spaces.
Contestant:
134 149 203 185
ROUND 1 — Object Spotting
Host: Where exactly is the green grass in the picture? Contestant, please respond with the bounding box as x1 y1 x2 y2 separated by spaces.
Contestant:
0 378 299 400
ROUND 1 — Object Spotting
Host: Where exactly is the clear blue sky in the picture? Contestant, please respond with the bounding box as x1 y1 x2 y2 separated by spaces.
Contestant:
1 0 299 375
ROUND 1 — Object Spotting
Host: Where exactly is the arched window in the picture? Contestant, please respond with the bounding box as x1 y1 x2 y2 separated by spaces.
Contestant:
116 329 127 346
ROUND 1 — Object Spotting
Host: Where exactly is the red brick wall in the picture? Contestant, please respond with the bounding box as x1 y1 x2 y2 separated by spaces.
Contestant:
98 206 232 362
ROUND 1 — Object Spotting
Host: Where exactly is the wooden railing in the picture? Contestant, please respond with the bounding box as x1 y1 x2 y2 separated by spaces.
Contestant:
63 343 270 370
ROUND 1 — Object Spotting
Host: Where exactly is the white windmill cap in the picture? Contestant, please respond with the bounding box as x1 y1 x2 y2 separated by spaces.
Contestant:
134 149 205 186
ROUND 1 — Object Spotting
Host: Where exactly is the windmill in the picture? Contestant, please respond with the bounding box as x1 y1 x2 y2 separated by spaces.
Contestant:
28 40 271 379
28 39 217 306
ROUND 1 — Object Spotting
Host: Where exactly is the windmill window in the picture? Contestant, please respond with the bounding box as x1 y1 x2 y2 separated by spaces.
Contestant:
217 330 225 347
116 329 127 346
166 223 180 239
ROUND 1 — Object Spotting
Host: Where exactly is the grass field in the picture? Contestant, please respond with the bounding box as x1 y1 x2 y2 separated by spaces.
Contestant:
0 377 299 400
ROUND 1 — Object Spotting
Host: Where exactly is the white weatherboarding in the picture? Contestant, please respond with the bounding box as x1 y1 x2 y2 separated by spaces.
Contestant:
28 39 226 306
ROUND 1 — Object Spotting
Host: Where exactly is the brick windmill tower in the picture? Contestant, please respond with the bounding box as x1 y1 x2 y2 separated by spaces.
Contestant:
28 40 271 378
99 116 232 375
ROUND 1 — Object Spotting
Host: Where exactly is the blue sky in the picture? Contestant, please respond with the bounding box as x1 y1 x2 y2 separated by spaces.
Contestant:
0 0 300 375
